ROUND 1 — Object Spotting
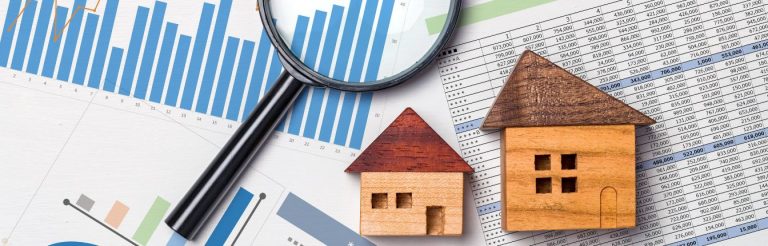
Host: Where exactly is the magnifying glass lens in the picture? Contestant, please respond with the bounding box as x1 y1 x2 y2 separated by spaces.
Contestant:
268 0 452 85
165 1 459 238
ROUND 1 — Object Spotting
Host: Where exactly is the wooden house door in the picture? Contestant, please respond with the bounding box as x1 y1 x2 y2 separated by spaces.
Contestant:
426 206 445 235
600 187 617 228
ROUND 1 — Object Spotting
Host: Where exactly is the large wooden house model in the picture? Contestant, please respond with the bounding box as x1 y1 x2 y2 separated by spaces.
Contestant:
482 51 655 231
346 108 473 236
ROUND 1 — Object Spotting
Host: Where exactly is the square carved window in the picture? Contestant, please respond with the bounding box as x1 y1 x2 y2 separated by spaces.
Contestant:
562 177 577 193
536 177 552 193
372 193 387 209
535 155 551 170
562 154 577 170
396 193 412 208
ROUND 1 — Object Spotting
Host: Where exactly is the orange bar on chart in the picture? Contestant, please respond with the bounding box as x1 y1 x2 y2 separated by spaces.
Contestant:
105 201 129 228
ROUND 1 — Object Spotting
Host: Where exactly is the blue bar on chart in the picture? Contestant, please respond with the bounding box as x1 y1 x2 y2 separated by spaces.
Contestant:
41 6 69 78
56 0 87 82
301 10 330 139
265 40 283 90
277 193 374 246
351 0 395 149
333 93 356 145
72 13 100 85
26 0 53 74
206 187 254 245
272 15 309 134
348 0 378 82
288 11 326 137
103 48 124 92
0 0 22 67
211 37 239 117
180 3 215 110
243 30 272 116
350 93 373 149
317 5 344 76
165 35 191 107
305 5 343 139
119 6 150 96
317 86 340 142
134 1 167 99
335 0 379 146
196 0 233 113
149 23 178 103
319 0 362 143
10 0 37 71
226 40 255 121
88 0 119 89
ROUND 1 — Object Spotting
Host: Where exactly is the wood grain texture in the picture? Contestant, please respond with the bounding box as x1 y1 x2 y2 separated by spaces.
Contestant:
359 172 464 236
482 50 655 129
346 108 473 173
501 125 636 231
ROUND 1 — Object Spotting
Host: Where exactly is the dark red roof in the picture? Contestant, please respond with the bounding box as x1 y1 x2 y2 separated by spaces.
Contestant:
345 108 473 173
482 50 655 129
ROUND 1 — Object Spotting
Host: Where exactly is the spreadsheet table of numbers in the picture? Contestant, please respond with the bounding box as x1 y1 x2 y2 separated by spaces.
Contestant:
437 0 768 245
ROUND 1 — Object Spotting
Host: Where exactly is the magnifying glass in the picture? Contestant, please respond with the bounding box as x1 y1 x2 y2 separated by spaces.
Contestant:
166 0 461 239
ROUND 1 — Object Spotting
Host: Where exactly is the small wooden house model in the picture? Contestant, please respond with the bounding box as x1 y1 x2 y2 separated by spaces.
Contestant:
346 108 473 236
482 51 655 231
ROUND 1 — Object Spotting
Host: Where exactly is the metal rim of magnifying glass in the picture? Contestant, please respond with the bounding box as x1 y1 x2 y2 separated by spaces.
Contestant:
258 0 462 92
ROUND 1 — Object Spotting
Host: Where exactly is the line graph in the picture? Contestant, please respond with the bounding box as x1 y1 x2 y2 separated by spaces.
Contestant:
4 0 271 45
7 0 103 41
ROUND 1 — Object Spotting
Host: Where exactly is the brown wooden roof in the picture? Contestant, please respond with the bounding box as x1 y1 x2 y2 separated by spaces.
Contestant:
482 50 655 129
345 108 473 173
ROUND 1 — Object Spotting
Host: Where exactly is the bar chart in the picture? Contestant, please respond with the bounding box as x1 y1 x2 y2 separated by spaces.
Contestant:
58 189 368 245
61 194 169 245
0 0 394 150
60 190 261 245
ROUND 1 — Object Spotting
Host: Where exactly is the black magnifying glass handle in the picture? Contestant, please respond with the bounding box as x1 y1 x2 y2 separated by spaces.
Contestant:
165 71 305 239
